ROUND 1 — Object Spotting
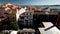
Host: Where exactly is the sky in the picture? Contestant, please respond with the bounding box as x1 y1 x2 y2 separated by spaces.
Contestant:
0 0 60 5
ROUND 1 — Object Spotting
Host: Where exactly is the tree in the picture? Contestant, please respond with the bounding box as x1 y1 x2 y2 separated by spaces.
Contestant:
10 22 19 30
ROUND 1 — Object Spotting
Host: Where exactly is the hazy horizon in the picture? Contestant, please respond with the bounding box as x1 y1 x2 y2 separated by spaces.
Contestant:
0 0 60 5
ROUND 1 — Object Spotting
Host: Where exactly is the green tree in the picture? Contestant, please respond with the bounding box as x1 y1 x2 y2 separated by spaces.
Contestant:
10 22 19 30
